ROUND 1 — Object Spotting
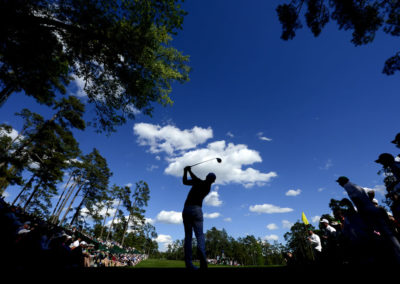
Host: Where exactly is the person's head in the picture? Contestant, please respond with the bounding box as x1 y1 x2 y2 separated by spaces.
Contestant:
320 219 329 227
307 229 314 236
367 190 375 201
23 221 31 229
375 153 395 166
391 133 400 147
206 172 216 184
336 176 349 187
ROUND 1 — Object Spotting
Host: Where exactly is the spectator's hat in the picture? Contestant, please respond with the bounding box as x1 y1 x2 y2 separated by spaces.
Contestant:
80 241 87 246
320 219 329 224
391 133 400 144
375 153 395 165
372 198 378 205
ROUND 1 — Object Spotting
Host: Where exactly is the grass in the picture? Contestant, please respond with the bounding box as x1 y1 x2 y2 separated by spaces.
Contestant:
133 258 283 269
134 259 188 268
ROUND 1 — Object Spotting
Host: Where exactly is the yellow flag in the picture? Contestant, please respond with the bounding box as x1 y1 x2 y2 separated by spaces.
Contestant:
302 212 309 225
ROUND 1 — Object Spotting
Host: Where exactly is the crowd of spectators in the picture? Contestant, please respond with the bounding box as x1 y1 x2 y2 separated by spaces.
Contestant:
0 197 147 269
298 133 400 266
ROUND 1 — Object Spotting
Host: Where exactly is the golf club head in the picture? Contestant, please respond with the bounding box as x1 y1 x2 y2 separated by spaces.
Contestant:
190 157 222 168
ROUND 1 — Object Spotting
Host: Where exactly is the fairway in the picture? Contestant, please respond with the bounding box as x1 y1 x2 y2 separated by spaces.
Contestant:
133 259 283 269
134 259 189 268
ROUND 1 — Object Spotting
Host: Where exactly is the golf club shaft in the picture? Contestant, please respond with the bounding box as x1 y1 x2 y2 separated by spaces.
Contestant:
190 158 217 168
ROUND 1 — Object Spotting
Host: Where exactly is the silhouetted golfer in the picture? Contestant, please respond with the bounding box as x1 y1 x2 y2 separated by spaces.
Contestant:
182 166 216 270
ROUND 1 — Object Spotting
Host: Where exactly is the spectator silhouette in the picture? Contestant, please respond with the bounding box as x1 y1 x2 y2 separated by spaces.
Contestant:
182 166 216 270
391 133 400 148
307 229 322 263
336 176 400 264
375 153 400 181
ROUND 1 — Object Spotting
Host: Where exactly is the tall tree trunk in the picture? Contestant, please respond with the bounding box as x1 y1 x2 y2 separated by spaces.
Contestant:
106 199 121 242
100 204 110 240
51 173 73 220
121 198 138 247
69 191 89 225
121 214 132 247
22 180 42 210
52 177 80 223
12 174 36 206
59 182 84 225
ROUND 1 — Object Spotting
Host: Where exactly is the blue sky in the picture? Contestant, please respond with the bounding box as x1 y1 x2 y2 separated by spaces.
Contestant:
2 0 400 251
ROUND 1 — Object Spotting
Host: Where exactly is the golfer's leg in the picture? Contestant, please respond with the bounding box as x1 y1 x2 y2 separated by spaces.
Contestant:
193 218 207 269
183 217 194 268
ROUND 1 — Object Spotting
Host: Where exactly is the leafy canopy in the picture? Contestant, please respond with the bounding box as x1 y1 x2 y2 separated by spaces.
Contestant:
276 0 400 75
0 0 190 132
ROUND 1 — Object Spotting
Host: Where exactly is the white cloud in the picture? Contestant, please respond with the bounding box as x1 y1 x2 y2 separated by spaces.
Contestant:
226 131 234 138
363 185 386 196
204 191 223 207
282 220 294 229
155 210 182 224
134 123 278 188
146 165 159 172
224 217 232 222
257 132 272 142
249 204 293 214
145 218 155 225
154 234 173 244
204 212 220 219
320 159 333 170
264 234 279 242
80 201 117 222
285 189 301 197
133 123 213 155
312 216 321 223
165 140 277 188
0 127 20 141
153 234 173 252
266 223 278 230
71 75 87 97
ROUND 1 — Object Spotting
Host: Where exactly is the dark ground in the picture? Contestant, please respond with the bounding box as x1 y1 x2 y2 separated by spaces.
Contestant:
7 265 398 282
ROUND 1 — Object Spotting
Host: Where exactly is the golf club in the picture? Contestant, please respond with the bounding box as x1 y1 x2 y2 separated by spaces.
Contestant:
189 157 222 168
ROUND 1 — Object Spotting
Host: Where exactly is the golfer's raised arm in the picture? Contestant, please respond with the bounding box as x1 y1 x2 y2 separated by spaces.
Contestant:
183 166 193 185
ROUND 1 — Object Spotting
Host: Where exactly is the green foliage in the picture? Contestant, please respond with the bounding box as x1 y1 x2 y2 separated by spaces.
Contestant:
284 221 316 264
164 227 286 266
0 0 190 133
276 0 400 75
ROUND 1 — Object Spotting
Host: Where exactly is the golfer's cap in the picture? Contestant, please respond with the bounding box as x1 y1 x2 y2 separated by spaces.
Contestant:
375 153 394 164
207 172 216 179
320 219 329 224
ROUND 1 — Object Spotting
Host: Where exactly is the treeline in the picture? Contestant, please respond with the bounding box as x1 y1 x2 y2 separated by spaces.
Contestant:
0 0 191 256
0 96 157 253
161 227 286 266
